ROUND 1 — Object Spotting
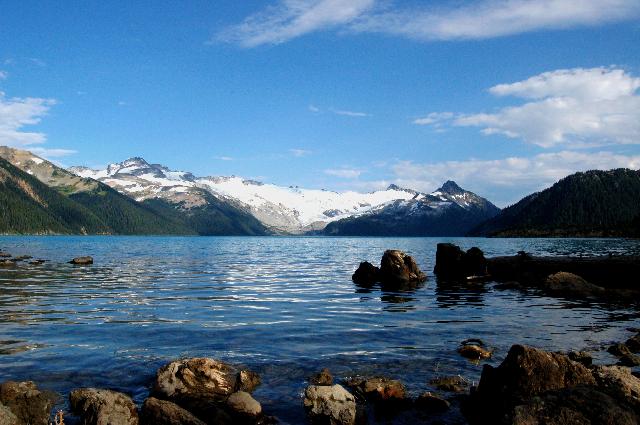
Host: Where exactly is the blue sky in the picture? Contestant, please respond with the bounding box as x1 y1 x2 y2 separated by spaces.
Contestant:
1 0 639 206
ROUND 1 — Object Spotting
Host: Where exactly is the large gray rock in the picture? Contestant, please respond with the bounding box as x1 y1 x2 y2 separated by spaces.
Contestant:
0 381 54 425
379 250 426 285
69 388 138 425
303 384 356 425
0 403 18 425
140 397 205 425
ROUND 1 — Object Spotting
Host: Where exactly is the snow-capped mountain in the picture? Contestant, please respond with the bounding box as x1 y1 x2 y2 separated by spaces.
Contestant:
70 157 497 234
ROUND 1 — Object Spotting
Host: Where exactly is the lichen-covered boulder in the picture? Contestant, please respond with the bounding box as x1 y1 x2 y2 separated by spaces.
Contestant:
303 384 356 425
0 381 54 425
69 388 138 425
0 402 18 425
140 397 206 425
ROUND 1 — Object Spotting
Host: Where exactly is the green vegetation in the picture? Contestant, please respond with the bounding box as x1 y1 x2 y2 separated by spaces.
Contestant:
0 157 267 236
471 169 640 237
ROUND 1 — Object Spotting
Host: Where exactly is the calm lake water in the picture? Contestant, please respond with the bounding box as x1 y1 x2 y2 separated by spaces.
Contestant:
1 236 640 424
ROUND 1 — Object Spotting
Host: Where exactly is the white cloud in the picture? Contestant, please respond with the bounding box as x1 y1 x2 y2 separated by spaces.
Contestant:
0 70 7 80
416 67 640 148
324 167 362 178
219 0 640 47
0 91 56 147
217 0 376 47
353 0 640 41
308 104 320 113
289 148 312 157
214 156 234 161
390 150 640 206
330 108 369 117
29 147 77 158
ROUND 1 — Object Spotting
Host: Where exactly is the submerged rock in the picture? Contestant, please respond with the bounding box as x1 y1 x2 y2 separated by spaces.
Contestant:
303 384 356 425
429 375 469 393
346 376 407 405
544 272 606 297
0 381 54 425
608 343 640 366
140 397 205 425
457 339 492 360
379 250 426 285
415 392 450 412
69 256 93 265
69 388 138 425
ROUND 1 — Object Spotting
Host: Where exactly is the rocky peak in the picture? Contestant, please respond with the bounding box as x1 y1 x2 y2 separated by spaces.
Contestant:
440 180 464 195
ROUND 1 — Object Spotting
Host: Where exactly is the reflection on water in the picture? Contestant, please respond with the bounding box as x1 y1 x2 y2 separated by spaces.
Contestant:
0 236 639 424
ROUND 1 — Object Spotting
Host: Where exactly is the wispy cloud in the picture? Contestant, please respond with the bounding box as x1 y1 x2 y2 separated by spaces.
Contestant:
29 147 77 158
214 156 234 161
415 67 640 148
308 104 320 113
28 57 47 67
330 108 370 117
389 151 640 206
216 0 376 47
289 148 312 157
0 92 56 147
324 167 362 178
218 0 640 47
0 70 7 80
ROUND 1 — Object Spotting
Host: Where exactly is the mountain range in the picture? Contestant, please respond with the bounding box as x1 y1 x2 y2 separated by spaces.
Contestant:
1 146 639 237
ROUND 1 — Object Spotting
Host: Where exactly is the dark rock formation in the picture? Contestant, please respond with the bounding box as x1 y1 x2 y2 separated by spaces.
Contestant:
567 350 593 367
467 345 597 423
608 343 640 366
140 397 206 425
69 256 93 265
351 261 379 286
0 381 54 425
303 384 356 425
0 402 19 425
225 391 261 421
352 250 426 287
69 388 138 425
434 243 488 280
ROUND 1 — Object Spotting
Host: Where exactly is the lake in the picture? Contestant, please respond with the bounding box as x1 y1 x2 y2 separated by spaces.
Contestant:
1 236 640 424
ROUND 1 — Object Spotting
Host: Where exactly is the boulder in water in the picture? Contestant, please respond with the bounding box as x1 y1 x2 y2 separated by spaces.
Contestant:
379 250 426 285
69 256 93 265
351 261 379 285
544 272 606 297
309 368 333 386
303 384 356 425
70 388 138 425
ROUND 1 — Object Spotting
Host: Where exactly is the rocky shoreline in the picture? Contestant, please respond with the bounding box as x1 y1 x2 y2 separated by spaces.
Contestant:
1 246 639 424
